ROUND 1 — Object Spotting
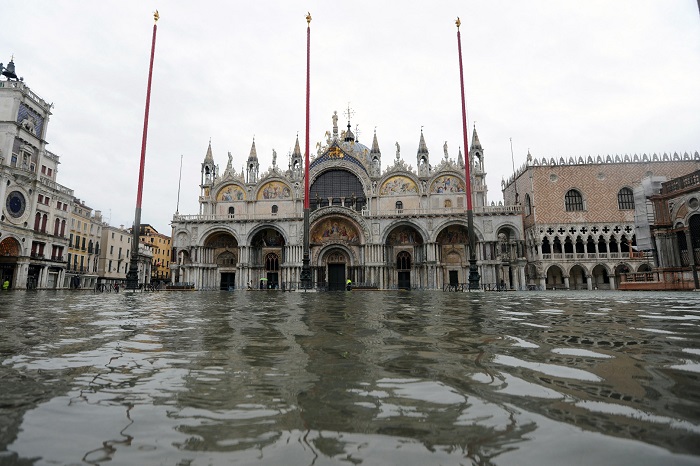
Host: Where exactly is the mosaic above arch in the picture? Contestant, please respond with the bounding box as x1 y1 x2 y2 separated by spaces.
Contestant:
217 184 246 202
437 225 469 245
430 175 465 193
252 228 285 247
311 217 360 244
258 181 292 200
380 176 417 196
386 226 423 245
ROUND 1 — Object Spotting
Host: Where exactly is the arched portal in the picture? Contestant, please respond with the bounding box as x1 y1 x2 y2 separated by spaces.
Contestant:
203 231 239 290
250 227 286 288
436 224 469 287
323 248 349 291
0 237 21 288
546 265 565 289
569 264 587 290
387 224 424 289
591 264 610 289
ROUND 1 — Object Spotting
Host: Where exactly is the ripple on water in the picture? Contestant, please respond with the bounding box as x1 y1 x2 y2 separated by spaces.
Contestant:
551 348 613 358
492 354 603 382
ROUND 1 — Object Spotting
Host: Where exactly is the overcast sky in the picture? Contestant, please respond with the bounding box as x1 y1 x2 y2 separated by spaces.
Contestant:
2 1 699 233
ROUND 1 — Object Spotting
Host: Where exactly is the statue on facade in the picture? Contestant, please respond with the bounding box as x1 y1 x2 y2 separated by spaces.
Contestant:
395 142 400 160
226 151 233 171
443 141 448 160
272 149 277 167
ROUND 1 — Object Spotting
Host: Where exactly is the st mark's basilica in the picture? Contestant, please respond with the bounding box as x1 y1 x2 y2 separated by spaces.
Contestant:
170 112 524 291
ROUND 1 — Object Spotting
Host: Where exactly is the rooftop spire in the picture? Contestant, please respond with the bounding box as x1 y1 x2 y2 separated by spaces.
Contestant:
293 134 302 157
471 124 482 150
248 138 258 160
371 129 381 154
417 128 429 155
204 140 214 163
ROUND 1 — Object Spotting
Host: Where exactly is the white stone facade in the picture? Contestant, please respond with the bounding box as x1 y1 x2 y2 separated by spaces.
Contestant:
171 116 525 291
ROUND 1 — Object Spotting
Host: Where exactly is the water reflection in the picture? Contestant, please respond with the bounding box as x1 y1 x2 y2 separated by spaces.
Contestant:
0 290 699 465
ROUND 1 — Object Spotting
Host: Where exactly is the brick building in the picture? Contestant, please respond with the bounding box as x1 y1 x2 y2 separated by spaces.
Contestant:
502 152 700 290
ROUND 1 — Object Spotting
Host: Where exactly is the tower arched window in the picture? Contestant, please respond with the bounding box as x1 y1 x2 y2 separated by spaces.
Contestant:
617 187 635 210
564 189 584 211
525 194 532 216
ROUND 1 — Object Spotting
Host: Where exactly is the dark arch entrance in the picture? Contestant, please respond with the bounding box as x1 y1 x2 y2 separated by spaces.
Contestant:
0 237 21 289
325 249 348 291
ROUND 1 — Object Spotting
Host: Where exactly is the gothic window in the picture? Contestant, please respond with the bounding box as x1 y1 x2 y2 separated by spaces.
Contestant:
617 187 635 210
54 218 60 236
396 251 411 270
265 253 279 271
541 237 551 254
564 189 584 211
525 194 532 216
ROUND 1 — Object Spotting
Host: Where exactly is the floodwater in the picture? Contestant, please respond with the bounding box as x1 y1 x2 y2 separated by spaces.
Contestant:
0 290 699 466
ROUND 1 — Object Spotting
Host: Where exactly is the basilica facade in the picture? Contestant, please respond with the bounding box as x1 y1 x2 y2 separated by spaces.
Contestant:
170 114 525 291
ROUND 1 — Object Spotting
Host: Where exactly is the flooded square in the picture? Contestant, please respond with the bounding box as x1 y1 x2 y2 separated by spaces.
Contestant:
1 290 699 465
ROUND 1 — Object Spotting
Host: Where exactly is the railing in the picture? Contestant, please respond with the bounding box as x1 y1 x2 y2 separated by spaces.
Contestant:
661 169 700 194
540 251 649 261
173 212 303 222
365 205 522 218
173 204 523 223
39 176 74 196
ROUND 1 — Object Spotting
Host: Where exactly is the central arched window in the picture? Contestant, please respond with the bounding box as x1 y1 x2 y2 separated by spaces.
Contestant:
397 251 411 270
228 207 235 216
395 201 403 212
271 204 278 214
564 189 584 211
310 169 365 211
617 187 635 210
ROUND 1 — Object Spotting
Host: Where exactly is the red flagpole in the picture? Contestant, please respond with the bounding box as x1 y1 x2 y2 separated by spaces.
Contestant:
300 12 313 288
456 17 480 289
136 14 158 210
456 18 472 211
127 10 159 290
304 13 311 209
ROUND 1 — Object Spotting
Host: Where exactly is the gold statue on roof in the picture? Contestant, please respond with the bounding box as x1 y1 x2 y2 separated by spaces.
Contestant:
306 12 311 24
154 10 160 22
455 17 461 28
